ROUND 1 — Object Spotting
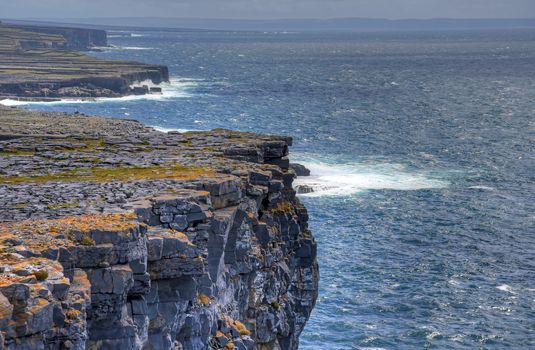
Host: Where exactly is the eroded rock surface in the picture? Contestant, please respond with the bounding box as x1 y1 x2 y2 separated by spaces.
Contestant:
0 106 319 350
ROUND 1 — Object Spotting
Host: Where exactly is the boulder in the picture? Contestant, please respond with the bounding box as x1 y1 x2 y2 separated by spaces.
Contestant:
289 163 311 176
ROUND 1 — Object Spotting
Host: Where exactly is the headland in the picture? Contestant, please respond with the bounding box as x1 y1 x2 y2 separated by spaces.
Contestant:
0 22 169 101
0 20 318 350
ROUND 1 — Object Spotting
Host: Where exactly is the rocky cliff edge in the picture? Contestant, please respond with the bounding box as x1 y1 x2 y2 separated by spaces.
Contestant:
0 106 319 350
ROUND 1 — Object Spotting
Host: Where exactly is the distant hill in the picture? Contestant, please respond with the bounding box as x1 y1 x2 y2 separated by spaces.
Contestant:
4 17 535 32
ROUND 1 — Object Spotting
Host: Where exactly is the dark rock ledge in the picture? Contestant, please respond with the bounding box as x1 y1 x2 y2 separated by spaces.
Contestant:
0 106 319 350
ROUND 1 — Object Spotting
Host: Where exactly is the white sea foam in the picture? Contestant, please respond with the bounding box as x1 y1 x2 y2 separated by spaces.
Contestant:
496 284 515 294
469 185 495 191
426 331 442 340
108 32 144 37
294 160 449 197
0 99 29 107
151 126 195 133
448 279 461 286
451 334 465 342
0 78 199 107
92 45 152 51
120 46 153 50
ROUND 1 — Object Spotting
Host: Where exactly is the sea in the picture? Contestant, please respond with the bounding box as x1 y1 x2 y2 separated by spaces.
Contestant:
3 28 534 349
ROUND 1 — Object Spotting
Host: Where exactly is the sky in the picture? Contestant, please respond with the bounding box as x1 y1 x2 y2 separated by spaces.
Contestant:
1 0 534 20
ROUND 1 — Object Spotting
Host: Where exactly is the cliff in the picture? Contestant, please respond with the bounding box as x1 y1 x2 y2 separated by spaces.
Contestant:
7 24 107 50
0 24 168 100
0 106 319 350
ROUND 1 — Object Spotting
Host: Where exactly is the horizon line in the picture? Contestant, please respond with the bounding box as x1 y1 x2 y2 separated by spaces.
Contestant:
8 16 535 21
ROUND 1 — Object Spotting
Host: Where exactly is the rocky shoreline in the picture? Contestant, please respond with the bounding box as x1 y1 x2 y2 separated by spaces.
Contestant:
0 23 169 100
0 105 319 350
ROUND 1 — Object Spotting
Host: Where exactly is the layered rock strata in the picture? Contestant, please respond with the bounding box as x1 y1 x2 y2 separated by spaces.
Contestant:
0 24 169 100
0 106 319 350
6 24 107 50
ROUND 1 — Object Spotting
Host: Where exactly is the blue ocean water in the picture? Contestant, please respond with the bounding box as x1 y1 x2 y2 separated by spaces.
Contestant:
7 29 535 349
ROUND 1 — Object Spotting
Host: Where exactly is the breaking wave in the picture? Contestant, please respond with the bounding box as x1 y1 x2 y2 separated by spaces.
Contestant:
118 46 153 50
151 126 196 133
0 78 199 107
294 160 449 197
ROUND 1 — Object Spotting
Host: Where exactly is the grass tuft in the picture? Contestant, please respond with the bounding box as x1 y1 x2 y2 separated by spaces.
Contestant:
268 201 294 215
33 269 49 281
65 308 82 320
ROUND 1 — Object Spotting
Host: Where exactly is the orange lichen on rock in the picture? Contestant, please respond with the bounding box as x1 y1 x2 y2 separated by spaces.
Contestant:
65 308 82 320
163 229 194 246
197 294 211 306
221 315 251 336
0 273 26 287
234 320 251 336
0 213 138 237
0 213 141 252
0 256 63 288
268 200 295 215
215 330 227 338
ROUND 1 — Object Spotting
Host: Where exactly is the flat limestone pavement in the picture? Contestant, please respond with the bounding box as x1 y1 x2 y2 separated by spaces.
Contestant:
0 106 319 350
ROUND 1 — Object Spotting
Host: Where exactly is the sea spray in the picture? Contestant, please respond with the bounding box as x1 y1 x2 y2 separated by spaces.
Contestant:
0 78 199 107
294 160 449 196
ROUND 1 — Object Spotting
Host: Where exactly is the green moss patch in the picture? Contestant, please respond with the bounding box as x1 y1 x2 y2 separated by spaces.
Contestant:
0 163 212 185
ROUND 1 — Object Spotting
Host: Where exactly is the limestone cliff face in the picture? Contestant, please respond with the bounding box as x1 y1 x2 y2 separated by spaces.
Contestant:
0 24 169 100
10 25 108 50
0 108 319 350
0 65 170 99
